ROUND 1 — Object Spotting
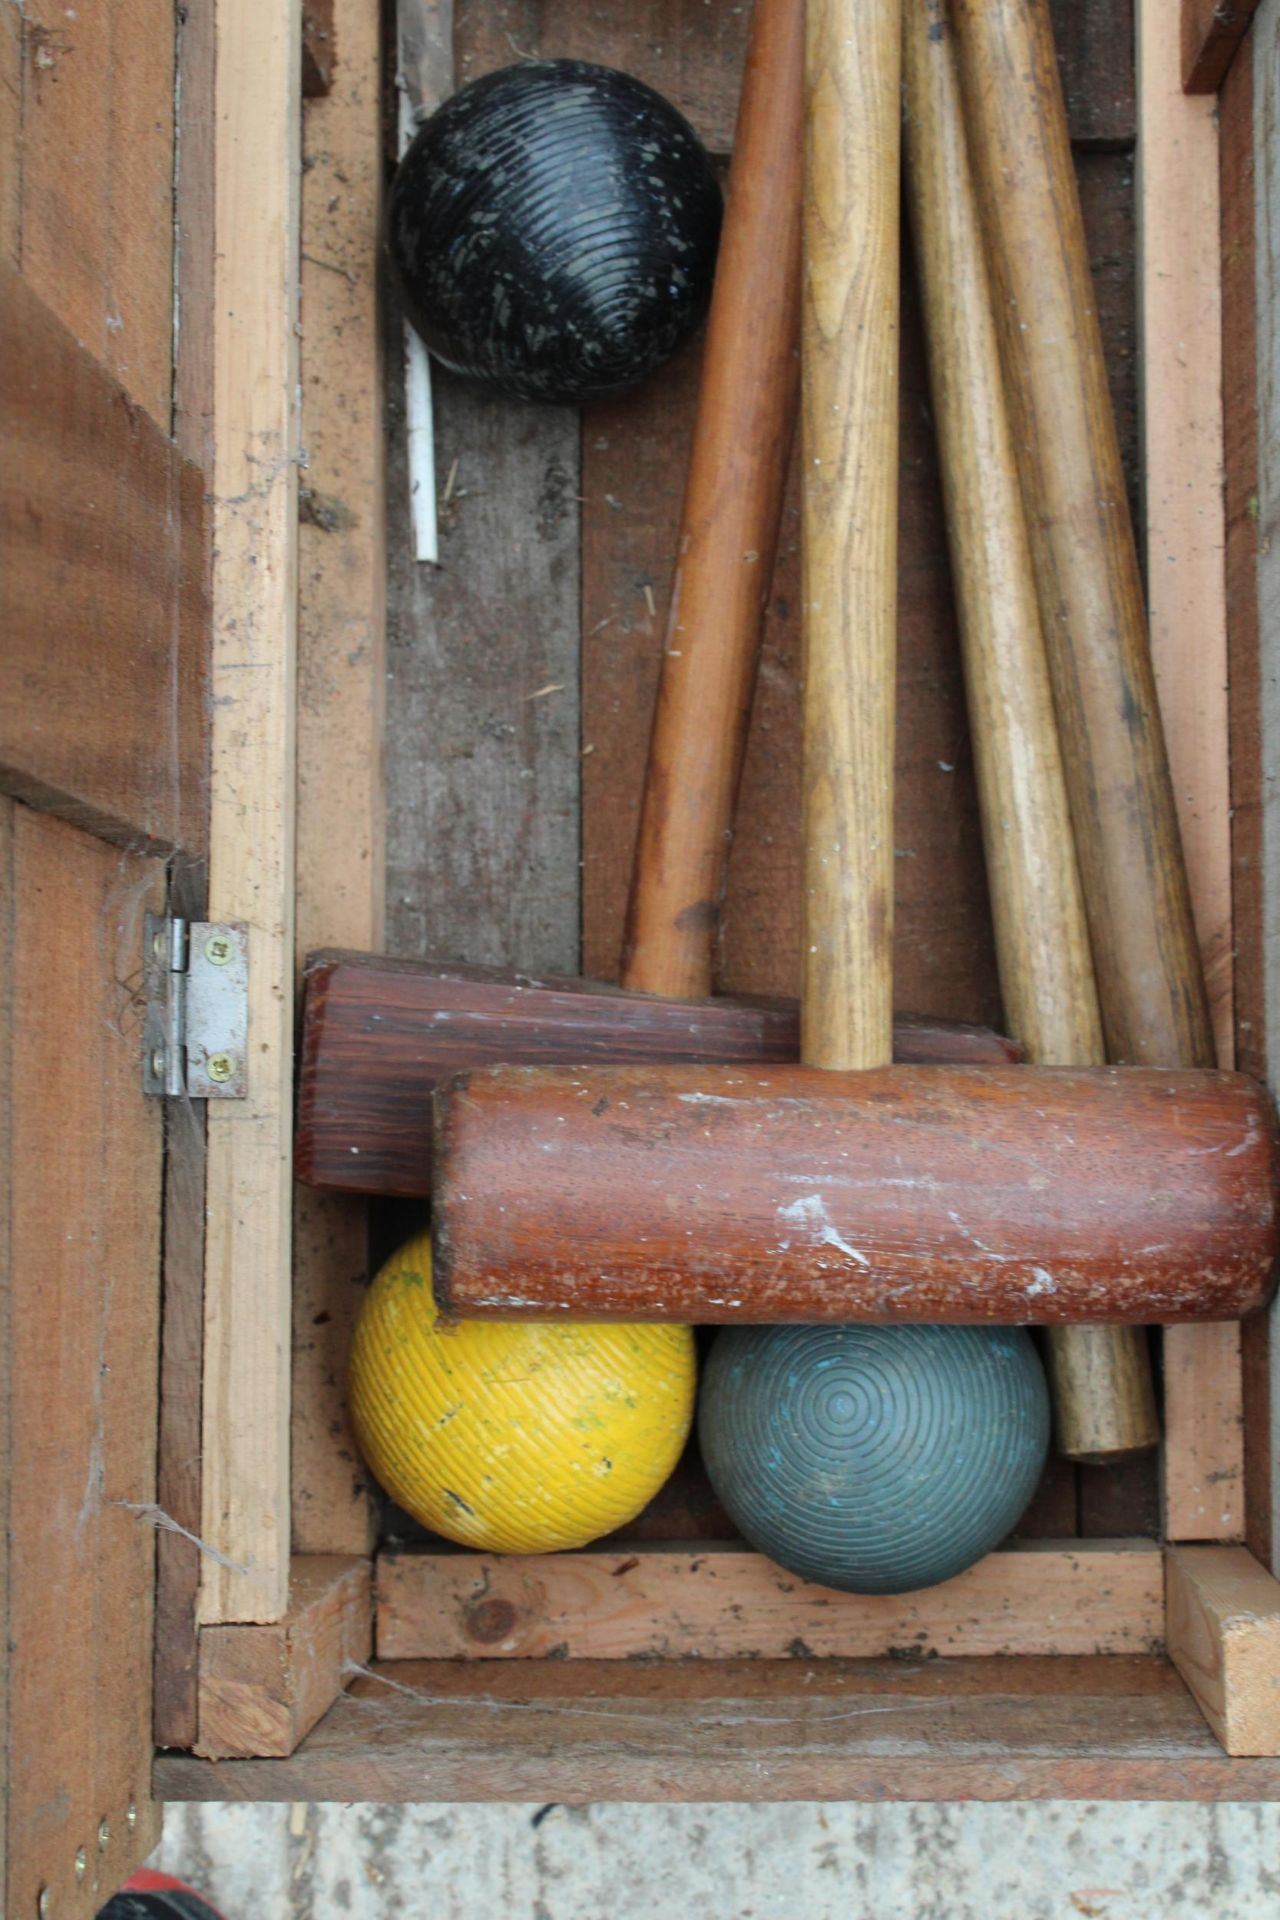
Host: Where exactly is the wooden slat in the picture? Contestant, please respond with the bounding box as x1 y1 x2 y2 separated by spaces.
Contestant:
0 263 207 854
1250 0 1280 1576
1183 0 1261 92
4 810 164 1916
1167 1546 1280 1753
199 0 301 1626
377 1544 1163 1661
17 0 174 428
0 0 19 267
197 1557 372 1760
156 1654 1280 1802
291 0 386 1560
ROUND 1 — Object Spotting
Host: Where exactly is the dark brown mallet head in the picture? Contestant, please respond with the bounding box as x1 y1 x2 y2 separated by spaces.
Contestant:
431 1062 1280 1324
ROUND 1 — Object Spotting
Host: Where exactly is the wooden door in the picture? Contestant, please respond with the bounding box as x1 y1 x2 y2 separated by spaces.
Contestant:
0 4 210 1913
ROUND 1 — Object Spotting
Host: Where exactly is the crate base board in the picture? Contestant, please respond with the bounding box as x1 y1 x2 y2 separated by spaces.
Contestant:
377 1543 1164 1662
155 1653 1280 1801
195 1556 372 1760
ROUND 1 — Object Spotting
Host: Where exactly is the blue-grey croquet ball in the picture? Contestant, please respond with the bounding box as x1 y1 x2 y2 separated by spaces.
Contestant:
698 1323 1050 1595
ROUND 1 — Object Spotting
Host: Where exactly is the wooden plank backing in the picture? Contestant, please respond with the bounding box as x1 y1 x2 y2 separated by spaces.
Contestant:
197 1557 373 1760
199 0 302 1626
1167 1546 1280 1753
3 809 164 1915
156 1654 1280 1803
1183 0 1262 92
291 0 387 1561
14 0 175 428
377 1544 1164 1661
0 263 207 854
1251 0 1280 1576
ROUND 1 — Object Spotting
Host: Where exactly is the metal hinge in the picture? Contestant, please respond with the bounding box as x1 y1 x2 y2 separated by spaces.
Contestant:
143 914 249 1098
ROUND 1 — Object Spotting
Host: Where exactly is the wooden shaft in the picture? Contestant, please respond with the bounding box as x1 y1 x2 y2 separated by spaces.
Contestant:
950 0 1215 1073
802 0 901 1071
432 1063 1279 1325
621 0 804 1001
296 952 1020 1197
902 0 1157 1462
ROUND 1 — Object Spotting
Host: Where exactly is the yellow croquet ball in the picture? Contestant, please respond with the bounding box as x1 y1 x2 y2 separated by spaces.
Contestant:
349 1231 697 1552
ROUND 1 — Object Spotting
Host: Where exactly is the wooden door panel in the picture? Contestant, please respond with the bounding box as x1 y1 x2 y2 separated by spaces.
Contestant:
1 804 166 1916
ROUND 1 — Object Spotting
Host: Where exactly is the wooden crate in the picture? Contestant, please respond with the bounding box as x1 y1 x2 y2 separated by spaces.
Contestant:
3 1 1280 1907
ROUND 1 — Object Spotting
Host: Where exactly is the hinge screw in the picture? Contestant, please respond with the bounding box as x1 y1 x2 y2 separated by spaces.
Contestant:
206 1053 236 1083
38 1887 50 1918
152 930 166 962
74 1849 87 1882
98 1819 110 1853
126 1803 138 1833
150 1048 166 1081
205 933 234 966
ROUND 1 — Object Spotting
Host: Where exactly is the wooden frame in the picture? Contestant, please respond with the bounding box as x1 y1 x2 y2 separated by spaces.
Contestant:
153 0 1280 1799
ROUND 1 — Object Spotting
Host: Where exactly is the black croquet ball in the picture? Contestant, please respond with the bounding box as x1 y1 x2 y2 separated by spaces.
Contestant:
698 1323 1050 1595
388 60 723 404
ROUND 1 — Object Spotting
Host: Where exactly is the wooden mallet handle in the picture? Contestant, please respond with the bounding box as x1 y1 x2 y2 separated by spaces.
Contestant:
951 0 1215 1074
802 0 901 1072
902 0 1158 1460
621 0 804 1001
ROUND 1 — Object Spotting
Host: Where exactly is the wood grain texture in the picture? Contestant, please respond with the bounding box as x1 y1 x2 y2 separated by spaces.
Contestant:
199 0 301 1626
433 1063 1279 1324
4 811 164 1917
14 0 174 428
1138 0 1233 1069
296 952 1020 1196
377 1543 1163 1660
292 0 387 1561
953 0 1215 1075
1167 1546 1280 1753
801 0 900 1072
197 1557 373 1760
903 0 1155 1463
156 1655 1280 1803
0 263 207 853
1183 0 1261 92
621 0 802 1000
1250 0 1280 1573
1218 44 1272 1568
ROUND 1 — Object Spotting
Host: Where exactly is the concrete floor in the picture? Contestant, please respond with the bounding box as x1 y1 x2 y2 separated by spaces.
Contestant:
153 1800 1280 1918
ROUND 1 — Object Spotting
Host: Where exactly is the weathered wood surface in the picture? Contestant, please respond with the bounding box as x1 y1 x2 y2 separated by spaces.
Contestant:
434 1063 1278 1324
1183 0 1261 92
291 0 387 1562
156 1655 1280 1803
2 809 165 1915
197 1557 373 1760
377 1543 1163 1660
0 264 207 854
199 0 301 1626
6 0 175 428
1167 1546 1280 1754
296 952 1020 1195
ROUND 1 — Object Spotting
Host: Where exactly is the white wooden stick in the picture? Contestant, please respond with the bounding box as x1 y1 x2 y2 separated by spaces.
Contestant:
397 0 454 565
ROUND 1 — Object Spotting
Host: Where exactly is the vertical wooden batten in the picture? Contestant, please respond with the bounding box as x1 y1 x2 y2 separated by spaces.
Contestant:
1252 0 1280 1575
1136 0 1244 1544
292 0 387 1559
200 0 302 1625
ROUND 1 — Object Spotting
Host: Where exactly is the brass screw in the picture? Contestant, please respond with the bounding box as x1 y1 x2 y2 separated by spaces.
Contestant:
74 1849 87 1883
98 1819 110 1854
206 1053 236 1083
205 933 234 966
